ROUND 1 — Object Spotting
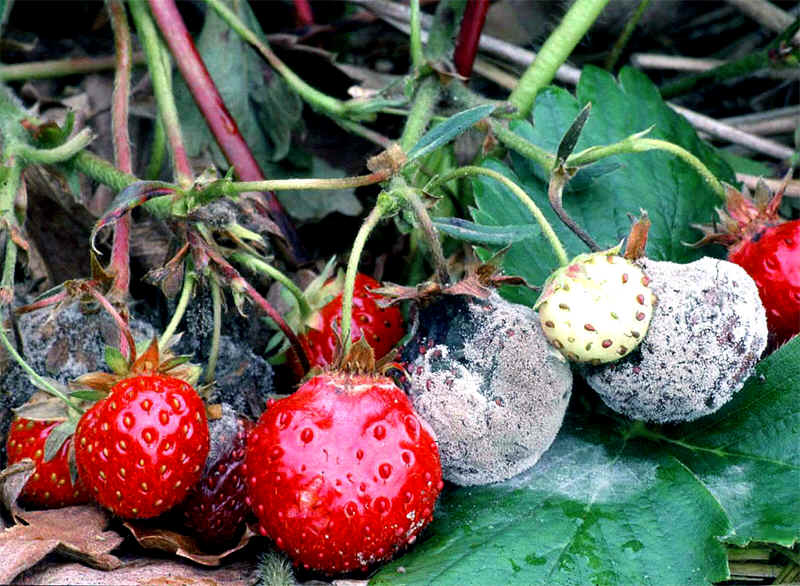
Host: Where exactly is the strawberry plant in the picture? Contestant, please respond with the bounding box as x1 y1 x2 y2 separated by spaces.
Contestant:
0 0 798 583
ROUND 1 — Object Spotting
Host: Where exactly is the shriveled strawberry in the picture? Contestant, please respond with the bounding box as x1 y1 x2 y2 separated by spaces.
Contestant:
693 179 800 345
287 272 405 372
74 374 209 519
6 418 91 508
245 351 442 573
182 405 252 547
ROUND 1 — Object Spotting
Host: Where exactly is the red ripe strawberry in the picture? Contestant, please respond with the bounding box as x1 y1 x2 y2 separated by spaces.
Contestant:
74 374 209 519
182 406 253 547
6 418 91 508
693 180 800 345
293 273 405 370
245 361 443 573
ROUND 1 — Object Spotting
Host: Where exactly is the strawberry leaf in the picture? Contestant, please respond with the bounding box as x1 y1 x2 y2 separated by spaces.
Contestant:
104 345 129 376
43 420 76 463
406 104 496 163
471 67 736 305
373 338 800 584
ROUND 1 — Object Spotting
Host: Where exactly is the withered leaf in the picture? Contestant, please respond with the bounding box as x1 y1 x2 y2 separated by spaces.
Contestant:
0 459 35 524
0 505 123 583
14 556 259 585
123 520 255 567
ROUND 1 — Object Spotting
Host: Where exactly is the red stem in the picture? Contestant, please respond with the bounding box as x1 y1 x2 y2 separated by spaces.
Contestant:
453 0 490 78
108 0 132 313
147 0 306 264
294 0 314 27
187 231 310 373
87 287 136 362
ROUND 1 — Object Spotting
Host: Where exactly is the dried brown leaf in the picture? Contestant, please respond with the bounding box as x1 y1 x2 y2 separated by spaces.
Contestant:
122 521 256 567
0 505 123 583
14 556 259 585
0 459 35 524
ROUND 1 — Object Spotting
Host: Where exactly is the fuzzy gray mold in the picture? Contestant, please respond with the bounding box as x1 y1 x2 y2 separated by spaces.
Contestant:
583 257 768 423
406 293 573 486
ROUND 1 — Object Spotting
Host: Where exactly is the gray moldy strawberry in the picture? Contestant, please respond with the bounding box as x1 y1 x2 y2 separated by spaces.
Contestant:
583 257 768 423
402 292 573 486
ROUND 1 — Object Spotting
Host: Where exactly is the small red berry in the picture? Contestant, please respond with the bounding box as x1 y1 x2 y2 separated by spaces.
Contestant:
298 273 405 369
693 181 800 345
245 371 442 573
182 407 253 547
74 374 209 519
6 418 91 508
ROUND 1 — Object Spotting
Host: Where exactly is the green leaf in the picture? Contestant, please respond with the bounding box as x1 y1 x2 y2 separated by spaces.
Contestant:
43 420 76 463
69 390 108 401
407 104 496 162
556 102 592 162
373 337 800 584
432 217 539 245
175 0 302 169
472 67 736 304
372 415 731 585
104 345 129 376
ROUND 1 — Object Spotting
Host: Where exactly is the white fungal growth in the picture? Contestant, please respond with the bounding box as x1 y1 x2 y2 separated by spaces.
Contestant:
583 257 768 423
407 293 573 486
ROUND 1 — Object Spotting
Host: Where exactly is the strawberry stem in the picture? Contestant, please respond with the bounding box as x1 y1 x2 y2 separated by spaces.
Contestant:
400 77 440 154
408 0 425 70
230 252 313 320
548 165 600 252
107 0 133 325
129 0 193 187
453 0 490 78
397 184 450 284
0 159 23 305
340 197 395 358
566 137 726 199
508 0 610 118
0 323 81 412
430 166 569 266
160 264 196 351
10 128 94 164
205 274 223 384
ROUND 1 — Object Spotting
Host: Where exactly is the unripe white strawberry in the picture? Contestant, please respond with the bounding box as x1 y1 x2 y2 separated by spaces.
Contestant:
535 246 656 364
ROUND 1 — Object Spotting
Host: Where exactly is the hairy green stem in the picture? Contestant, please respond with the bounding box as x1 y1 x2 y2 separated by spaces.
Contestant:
433 166 569 266
567 137 726 199
0 324 78 409
73 151 138 192
490 121 555 170
0 161 22 304
400 76 440 153
604 0 651 71
340 200 390 358
408 0 425 70
145 117 167 180
230 252 312 319
400 185 449 284
205 275 222 384
0 53 145 81
204 0 348 117
129 0 193 187
160 265 196 351
108 0 134 307
205 170 392 199
508 0 610 117
11 128 94 164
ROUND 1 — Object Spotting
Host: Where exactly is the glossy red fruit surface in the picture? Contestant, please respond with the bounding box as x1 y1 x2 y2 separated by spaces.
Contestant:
74 374 209 519
299 274 404 368
728 220 800 345
6 418 91 508
245 372 443 574
182 410 253 547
